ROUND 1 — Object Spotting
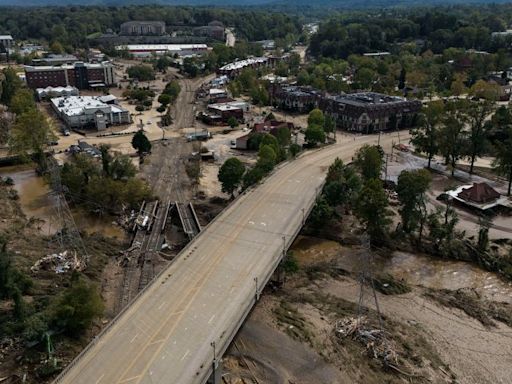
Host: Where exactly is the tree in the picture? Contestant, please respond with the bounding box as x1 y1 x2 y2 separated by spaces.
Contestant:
493 128 512 195
227 116 238 129
257 145 277 173
1 68 23 106
398 67 406 90
127 65 155 81
354 145 383 181
289 143 301 157
135 105 144 113
218 157 245 198
410 100 443 169
49 41 64 54
307 108 325 127
470 80 500 101
439 103 467 176
158 94 172 106
9 109 53 162
304 125 325 146
450 73 467 97
9 89 36 115
52 278 104 337
466 100 493 174
275 126 291 147
396 169 432 236
131 130 151 155
110 154 136 180
355 179 392 244
323 158 361 208
161 112 173 127
324 115 335 135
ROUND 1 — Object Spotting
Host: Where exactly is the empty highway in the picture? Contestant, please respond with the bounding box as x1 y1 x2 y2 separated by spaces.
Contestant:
53 133 402 384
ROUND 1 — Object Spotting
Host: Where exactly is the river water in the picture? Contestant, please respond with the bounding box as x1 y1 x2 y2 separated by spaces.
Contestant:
291 236 512 304
0 165 125 239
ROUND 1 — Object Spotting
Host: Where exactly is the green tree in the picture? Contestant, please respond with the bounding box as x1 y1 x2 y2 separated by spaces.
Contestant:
307 108 325 127
493 128 512 195
396 169 432 236
242 166 265 190
1 68 23 106
410 100 443 169
49 41 64 54
127 65 155 81
9 89 36 115
323 158 361 207
218 157 245 198
304 125 325 146
466 100 493 174
324 115 335 135
257 145 277 173
227 116 238 129
158 94 172 106
110 154 136 181
52 278 104 337
132 130 151 155
355 179 392 244
354 145 383 181
9 109 53 162
439 103 467 176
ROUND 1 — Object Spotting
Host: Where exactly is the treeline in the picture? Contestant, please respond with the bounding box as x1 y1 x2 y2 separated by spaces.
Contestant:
0 6 303 50
310 6 512 59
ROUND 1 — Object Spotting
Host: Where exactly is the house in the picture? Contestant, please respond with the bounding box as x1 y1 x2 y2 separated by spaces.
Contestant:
443 182 510 212
207 104 244 122
69 140 102 158
209 88 228 101
321 92 421 133
0 35 14 50
252 120 294 136
51 96 130 131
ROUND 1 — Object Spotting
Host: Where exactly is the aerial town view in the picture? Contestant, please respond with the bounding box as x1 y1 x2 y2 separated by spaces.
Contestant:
1 0 512 383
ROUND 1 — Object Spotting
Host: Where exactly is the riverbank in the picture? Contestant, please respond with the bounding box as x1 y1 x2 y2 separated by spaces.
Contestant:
224 235 512 384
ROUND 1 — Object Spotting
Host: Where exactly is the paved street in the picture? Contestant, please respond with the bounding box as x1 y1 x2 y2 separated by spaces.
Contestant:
53 132 403 384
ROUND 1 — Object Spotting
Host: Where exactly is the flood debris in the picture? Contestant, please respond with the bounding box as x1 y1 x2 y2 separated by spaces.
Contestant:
31 250 84 274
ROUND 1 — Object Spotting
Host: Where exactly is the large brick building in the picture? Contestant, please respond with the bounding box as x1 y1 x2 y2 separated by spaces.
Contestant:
120 21 166 36
321 93 422 133
271 85 322 113
25 62 116 90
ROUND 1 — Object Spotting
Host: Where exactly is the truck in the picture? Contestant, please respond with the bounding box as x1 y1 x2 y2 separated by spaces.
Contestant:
186 130 211 142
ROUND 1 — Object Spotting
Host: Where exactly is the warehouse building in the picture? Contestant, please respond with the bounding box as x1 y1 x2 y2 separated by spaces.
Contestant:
51 96 130 131
120 21 166 36
116 44 208 57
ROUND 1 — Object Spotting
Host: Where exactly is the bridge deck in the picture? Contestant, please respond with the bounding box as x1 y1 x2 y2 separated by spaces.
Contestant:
53 135 390 384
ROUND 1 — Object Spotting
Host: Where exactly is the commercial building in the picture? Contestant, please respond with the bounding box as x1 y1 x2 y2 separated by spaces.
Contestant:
51 96 130 131
116 44 208 57
25 61 116 90
272 85 322 113
120 21 166 36
321 92 422 133
36 86 79 100
218 57 269 78
0 35 14 49
443 182 510 212
193 21 225 40
31 54 78 66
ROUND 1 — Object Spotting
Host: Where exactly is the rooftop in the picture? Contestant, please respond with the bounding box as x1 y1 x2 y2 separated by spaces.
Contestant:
52 96 127 116
331 92 407 107
219 57 268 71
117 44 208 51
0 35 13 40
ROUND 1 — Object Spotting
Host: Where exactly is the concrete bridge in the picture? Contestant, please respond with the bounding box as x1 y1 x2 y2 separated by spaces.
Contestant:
52 133 397 384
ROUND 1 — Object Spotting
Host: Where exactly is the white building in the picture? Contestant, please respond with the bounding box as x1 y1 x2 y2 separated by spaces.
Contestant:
36 86 79 100
116 44 208 57
51 96 130 131
0 35 14 49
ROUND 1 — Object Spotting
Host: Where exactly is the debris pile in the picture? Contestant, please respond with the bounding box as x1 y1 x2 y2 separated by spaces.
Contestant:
335 317 399 367
31 251 84 274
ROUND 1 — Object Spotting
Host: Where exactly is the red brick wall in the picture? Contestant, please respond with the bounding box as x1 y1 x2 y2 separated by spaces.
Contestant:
26 69 67 89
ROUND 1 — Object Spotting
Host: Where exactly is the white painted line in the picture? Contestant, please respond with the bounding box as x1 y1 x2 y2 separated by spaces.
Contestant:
130 334 138 343
158 301 166 310
181 350 190 361
208 315 216 324
95 374 104 384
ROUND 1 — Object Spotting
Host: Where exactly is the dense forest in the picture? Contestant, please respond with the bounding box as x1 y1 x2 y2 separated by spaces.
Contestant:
309 6 512 58
0 6 302 48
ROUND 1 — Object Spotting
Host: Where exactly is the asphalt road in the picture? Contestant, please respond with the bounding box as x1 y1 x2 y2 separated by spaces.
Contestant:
53 132 402 384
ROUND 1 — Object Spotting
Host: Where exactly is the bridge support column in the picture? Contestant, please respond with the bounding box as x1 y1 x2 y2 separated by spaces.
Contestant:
207 359 222 384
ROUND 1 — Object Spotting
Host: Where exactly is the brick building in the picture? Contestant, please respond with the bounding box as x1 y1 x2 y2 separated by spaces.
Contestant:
120 21 166 36
271 85 322 113
25 62 116 90
321 93 421 133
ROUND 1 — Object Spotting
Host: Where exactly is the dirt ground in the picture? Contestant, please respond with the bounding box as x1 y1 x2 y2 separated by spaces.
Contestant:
224 235 512 384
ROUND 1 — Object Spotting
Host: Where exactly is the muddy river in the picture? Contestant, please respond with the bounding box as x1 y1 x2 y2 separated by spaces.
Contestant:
291 236 512 304
0 165 125 239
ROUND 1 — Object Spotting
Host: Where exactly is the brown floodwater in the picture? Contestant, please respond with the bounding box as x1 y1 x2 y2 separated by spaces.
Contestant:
0 165 125 239
291 236 512 304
